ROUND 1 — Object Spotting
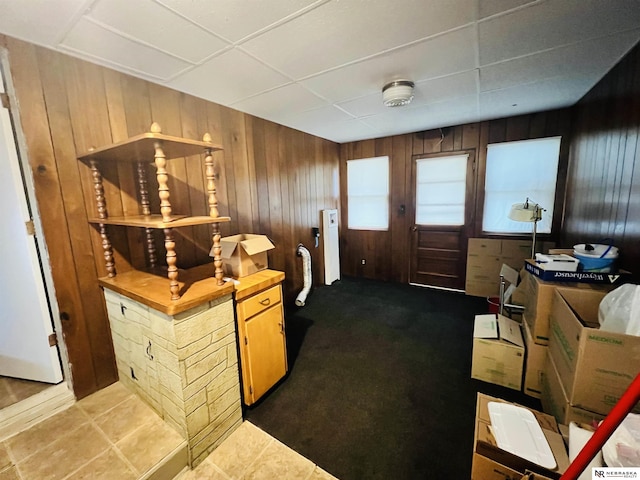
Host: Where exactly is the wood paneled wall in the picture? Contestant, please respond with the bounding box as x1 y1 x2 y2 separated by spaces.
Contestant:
2 36 339 399
563 43 640 279
340 111 572 283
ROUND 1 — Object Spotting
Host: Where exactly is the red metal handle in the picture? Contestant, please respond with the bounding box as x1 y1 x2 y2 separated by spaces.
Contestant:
560 372 640 480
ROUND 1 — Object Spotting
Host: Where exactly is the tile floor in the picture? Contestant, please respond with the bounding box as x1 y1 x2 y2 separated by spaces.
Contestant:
0 377 50 410
0 382 338 480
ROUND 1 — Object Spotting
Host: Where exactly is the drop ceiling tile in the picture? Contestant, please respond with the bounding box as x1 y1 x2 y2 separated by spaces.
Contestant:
156 0 322 42
479 75 597 117
0 0 88 45
167 48 291 105
480 29 640 93
60 17 191 80
231 83 328 120
339 71 478 118
242 0 476 79
479 0 536 19
301 26 477 103
87 0 229 63
361 94 479 134
479 0 640 66
308 118 380 143
274 105 355 139
277 104 354 129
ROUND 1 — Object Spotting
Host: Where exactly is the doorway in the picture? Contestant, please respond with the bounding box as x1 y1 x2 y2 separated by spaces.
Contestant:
409 150 476 290
0 52 71 431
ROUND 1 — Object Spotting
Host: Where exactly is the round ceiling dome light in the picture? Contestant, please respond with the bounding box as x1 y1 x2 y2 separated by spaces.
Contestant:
382 80 415 107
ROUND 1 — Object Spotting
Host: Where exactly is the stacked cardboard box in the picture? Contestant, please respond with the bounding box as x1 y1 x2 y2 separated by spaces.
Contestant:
541 351 605 426
471 393 569 480
541 287 640 425
471 314 525 390
465 238 555 298
516 272 614 399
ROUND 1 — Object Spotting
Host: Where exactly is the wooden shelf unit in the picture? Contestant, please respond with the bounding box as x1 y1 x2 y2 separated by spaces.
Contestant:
78 122 229 301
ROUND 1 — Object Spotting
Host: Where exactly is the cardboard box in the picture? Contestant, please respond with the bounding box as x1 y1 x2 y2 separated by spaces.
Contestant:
517 271 612 346
215 234 275 277
468 238 503 256
524 259 631 285
523 319 546 399
466 239 555 298
472 314 525 390
533 254 580 272
548 287 640 416
540 351 605 427
471 393 569 480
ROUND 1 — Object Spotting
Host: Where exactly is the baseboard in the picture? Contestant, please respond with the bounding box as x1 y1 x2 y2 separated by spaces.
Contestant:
0 383 75 441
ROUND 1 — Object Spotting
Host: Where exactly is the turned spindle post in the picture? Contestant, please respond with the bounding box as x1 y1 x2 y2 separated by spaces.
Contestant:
203 132 224 286
164 228 180 300
89 158 116 277
137 161 157 268
203 134 219 219
152 123 173 223
211 224 223 286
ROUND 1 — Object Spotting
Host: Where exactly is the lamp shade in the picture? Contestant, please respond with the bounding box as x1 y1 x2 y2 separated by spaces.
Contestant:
508 203 541 222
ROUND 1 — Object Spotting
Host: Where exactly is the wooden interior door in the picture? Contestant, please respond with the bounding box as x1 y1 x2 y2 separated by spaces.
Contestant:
409 151 476 290
0 69 63 383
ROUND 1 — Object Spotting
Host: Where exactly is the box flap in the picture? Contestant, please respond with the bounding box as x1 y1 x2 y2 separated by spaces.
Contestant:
500 264 520 286
218 235 243 259
498 315 524 347
474 314 498 339
555 287 606 326
240 236 275 255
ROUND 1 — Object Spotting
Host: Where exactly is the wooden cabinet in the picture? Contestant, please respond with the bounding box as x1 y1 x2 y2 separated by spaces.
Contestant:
77 122 230 301
234 270 287 405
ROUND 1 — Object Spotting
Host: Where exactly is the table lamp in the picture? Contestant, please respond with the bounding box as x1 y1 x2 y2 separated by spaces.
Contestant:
508 198 544 258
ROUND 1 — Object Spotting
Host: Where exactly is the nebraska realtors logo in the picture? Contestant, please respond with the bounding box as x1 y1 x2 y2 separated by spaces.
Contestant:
594 469 639 478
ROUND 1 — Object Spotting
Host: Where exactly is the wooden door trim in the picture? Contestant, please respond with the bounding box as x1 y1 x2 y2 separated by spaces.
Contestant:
409 149 477 288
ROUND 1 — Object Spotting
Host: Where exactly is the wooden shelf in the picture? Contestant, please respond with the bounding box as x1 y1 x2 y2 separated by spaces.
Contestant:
88 215 231 229
78 132 223 163
83 122 228 300
98 263 234 315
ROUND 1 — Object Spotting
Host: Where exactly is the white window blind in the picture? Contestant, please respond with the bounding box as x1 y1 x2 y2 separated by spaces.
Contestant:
482 137 561 233
415 154 468 226
347 156 389 230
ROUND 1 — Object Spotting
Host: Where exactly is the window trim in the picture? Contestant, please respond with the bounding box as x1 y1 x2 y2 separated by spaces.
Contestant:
346 155 390 231
414 153 470 227
476 136 564 238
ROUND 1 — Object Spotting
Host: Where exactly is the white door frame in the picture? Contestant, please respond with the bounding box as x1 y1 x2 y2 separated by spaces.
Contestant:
0 49 72 389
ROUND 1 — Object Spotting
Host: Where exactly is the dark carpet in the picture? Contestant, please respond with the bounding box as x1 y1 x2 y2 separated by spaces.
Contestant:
244 276 541 480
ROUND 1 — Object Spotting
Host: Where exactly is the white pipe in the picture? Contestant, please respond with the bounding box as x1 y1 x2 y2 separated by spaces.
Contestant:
295 244 312 307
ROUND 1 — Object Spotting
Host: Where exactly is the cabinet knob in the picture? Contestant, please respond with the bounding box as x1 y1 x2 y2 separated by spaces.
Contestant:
259 298 271 306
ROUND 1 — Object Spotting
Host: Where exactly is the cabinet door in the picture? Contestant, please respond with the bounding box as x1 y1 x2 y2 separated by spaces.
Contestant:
244 304 286 404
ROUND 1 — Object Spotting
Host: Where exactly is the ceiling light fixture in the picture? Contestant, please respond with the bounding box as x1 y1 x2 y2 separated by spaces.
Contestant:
382 80 415 107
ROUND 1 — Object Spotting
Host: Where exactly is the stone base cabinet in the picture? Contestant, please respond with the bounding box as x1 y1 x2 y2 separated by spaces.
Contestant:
103 287 242 467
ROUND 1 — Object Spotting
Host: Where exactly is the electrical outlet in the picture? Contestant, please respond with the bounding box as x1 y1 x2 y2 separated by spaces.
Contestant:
361 259 366 265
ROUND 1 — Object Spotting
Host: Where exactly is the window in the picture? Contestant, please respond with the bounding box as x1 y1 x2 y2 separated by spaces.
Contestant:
483 137 561 234
415 154 468 225
347 156 389 230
